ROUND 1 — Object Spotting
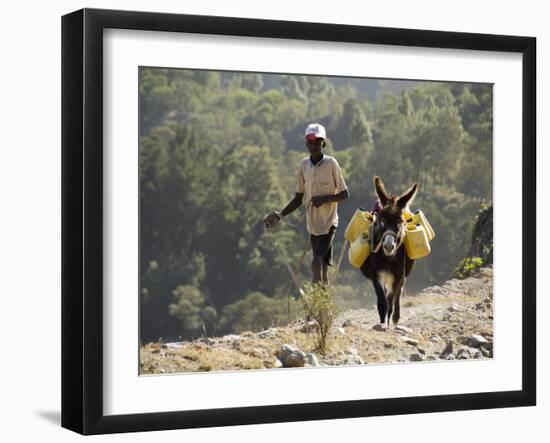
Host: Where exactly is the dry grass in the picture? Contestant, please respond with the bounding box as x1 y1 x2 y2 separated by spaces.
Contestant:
140 320 431 374
140 268 493 374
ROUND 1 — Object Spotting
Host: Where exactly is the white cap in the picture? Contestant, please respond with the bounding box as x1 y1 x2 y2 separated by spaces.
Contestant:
305 123 326 140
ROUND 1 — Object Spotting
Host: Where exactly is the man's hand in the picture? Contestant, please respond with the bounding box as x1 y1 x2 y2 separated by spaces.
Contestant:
263 211 282 227
311 195 329 208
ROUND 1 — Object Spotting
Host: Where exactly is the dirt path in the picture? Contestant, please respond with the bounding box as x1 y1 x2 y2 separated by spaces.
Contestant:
140 267 493 374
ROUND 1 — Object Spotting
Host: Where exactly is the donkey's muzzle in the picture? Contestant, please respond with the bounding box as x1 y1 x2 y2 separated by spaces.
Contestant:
382 233 397 256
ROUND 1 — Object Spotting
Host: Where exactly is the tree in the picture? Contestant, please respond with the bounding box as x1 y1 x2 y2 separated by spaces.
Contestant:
169 285 218 337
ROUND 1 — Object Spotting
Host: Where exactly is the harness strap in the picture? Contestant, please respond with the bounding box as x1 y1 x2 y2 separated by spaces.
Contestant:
371 224 406 254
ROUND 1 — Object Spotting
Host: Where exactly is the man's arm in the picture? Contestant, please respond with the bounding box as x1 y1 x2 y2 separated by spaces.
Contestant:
264 193 304 226
311 189 349 208
281 192 304 216
326 189 349 203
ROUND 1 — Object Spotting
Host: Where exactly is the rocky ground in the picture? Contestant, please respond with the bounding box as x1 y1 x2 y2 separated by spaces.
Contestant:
140 266 493 374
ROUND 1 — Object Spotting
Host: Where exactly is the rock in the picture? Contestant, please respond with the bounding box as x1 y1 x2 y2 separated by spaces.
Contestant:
426 355 437 361
480 346 492 358
335 327 346 336
394 325 414 335
456 346 470 359
417 348 426 355
410 353 424 362
372 324 387 332
343 354 364 365
480 342 493 353
441 341 453 358
448 304 461 312
430 335 442 342
347 347 359 355
274 358 283 368
445 354 456 360
258 328 279 339
342 319 357 328
221 334 242 342
164 342 183 349
278 344 306 367
426 285 446 294
399 336 419 346
305 353 320 367
464 334 489 348
456 345 481 360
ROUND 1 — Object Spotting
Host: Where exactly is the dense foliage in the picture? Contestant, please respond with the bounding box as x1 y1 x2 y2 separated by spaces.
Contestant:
139 68 492 342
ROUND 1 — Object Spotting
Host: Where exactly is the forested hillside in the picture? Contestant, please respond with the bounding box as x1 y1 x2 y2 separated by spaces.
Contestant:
139 68 492 342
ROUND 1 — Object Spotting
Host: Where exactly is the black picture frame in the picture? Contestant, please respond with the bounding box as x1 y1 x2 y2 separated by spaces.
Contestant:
61 8 536 435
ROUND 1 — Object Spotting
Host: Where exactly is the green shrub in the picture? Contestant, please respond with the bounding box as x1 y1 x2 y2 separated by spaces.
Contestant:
300 283 339 353
453 256 484 279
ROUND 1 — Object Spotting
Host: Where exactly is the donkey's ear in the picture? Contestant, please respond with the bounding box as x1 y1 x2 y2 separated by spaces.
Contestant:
374 176 390 206
397 183 418 209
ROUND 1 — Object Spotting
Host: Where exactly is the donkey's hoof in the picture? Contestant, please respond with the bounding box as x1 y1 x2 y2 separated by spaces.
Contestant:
372 323 388 332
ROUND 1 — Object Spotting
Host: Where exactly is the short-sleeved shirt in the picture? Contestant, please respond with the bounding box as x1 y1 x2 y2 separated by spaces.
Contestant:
296 154 348 236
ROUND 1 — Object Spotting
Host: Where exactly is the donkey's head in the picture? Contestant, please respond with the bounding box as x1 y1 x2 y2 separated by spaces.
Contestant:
373 176 418 257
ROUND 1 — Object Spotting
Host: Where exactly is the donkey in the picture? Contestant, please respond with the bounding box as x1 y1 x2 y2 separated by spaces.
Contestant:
360 176 418 330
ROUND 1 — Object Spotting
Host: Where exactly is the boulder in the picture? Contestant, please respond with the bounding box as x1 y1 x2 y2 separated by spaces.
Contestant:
278 344 306 367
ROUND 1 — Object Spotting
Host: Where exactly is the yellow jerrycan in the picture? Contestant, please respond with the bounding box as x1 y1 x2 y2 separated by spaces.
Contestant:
349 230 371 268
404 223 431 259
403 209 435 241
344 209 374 243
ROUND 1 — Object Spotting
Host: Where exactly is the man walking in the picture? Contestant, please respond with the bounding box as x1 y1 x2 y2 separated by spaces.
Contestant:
264 123 349 285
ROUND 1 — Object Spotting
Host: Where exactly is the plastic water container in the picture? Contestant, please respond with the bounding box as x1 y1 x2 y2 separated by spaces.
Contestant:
349 231 371 268
344 209 373 243
403 210 435 241
404 223 431 259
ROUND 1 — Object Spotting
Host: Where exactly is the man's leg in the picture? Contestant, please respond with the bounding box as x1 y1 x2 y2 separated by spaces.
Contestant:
311 226 335 285
311 255 323 284
322 262 329 285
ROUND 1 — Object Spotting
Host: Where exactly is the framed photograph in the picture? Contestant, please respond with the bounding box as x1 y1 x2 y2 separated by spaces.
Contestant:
62 8 536 435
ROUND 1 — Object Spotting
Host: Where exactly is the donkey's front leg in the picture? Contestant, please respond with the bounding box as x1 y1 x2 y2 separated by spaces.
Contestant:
391 278 405 325
372 277 388 329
